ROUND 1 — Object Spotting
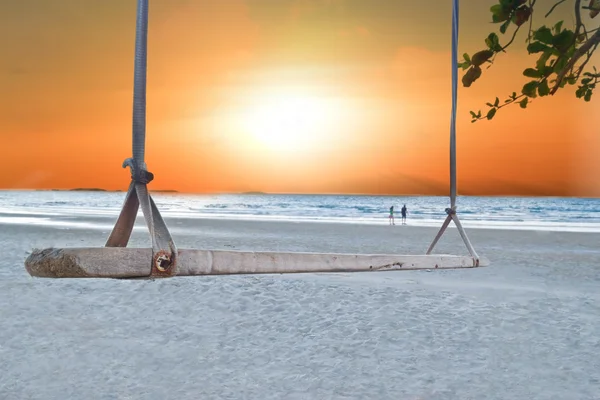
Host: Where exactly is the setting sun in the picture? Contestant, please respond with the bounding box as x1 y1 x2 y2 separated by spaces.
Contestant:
241 91 345 153
248 96 323 151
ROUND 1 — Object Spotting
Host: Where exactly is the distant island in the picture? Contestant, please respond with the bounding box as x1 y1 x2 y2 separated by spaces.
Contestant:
70 188 107 192
241 191 266 195
151 190 178 193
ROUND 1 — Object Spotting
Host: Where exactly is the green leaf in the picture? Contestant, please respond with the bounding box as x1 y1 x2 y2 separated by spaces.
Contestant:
527 42 548 54
582 78 592 85
536 50 553 71
494 97 500 107
462 65 483 87
491 4 510 22
538 79 550 96
471 50 494 66
512 5 531 27
500 19 510 34
486 108 497 120
590 0 600 18
522 81 539 97
463 53 471 63
523 68 542 78
470 111 477 118
552 29 575 51
519 97 528 108
553 21 563 34
486 102 494 107
485 33 501 51
458 61 471 70
553 56 569 73
584 90 592 102
533 26 554 44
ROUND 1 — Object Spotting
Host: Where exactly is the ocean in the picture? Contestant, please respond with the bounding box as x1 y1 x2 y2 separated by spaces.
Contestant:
1 190 599 233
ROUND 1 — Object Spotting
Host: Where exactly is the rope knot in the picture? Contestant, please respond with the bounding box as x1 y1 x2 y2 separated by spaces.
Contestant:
122 158 154 184
445 207 456 215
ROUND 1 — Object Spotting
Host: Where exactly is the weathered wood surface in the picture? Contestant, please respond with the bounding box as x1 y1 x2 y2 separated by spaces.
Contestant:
25 247 489 279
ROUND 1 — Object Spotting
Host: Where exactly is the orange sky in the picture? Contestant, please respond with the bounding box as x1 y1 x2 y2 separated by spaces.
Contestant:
1 0 599 196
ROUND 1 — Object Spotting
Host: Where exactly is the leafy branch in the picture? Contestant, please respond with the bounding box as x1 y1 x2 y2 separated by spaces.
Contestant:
461 0 600 122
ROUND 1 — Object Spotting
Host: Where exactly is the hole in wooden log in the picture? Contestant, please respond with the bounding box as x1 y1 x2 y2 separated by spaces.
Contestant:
154 251 172 272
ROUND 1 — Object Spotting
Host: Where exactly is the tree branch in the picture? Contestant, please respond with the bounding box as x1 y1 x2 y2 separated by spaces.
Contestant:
550 29 600 94
574 42 598 78
574 0 583 38
528 0 535 42
470 92 530 121
584 26 600 36
501 24 524 51
545 0 568 18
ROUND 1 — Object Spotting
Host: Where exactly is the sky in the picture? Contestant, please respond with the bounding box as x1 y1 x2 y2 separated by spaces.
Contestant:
1 0 599 196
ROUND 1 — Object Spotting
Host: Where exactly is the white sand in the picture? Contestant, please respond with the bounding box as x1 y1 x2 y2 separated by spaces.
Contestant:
1 218 600 399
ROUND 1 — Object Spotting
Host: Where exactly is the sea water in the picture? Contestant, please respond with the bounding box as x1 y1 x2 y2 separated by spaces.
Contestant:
1 190 599 232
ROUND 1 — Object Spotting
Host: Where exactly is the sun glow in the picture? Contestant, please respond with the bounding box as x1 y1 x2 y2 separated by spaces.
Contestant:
245 93 339 153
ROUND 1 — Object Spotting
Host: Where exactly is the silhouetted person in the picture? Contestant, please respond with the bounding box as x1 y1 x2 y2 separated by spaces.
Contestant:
389 206 395 225
401 204 407 225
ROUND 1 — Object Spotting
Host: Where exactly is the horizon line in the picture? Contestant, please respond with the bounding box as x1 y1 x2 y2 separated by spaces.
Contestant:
0 188 598 200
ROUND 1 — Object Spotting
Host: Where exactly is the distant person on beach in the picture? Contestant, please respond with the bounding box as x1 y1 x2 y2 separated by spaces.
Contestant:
389 206 395 225
401 204 407 225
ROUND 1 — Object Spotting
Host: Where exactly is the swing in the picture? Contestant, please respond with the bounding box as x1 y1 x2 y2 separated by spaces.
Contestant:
24 0 489 278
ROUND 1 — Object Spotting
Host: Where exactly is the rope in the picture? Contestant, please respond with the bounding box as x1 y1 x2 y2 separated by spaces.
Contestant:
131 0 148 173
122 0 151 184
427 0 480 262
106 0 177 276
449 0 459 209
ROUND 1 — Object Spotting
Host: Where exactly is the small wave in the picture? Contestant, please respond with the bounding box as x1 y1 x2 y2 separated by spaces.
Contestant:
203 204 229 209
316 204 337 209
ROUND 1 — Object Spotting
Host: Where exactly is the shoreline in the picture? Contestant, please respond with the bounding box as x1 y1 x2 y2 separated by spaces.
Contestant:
8 214 600 254
2 210 600 234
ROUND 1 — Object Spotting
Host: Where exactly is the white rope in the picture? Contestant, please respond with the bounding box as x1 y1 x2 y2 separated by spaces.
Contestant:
450 0 459 208
106 0 177 276
427 0 480 264
132 0 148 169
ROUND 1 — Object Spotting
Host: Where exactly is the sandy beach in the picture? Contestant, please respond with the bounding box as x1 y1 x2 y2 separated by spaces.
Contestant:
1 217 600 399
